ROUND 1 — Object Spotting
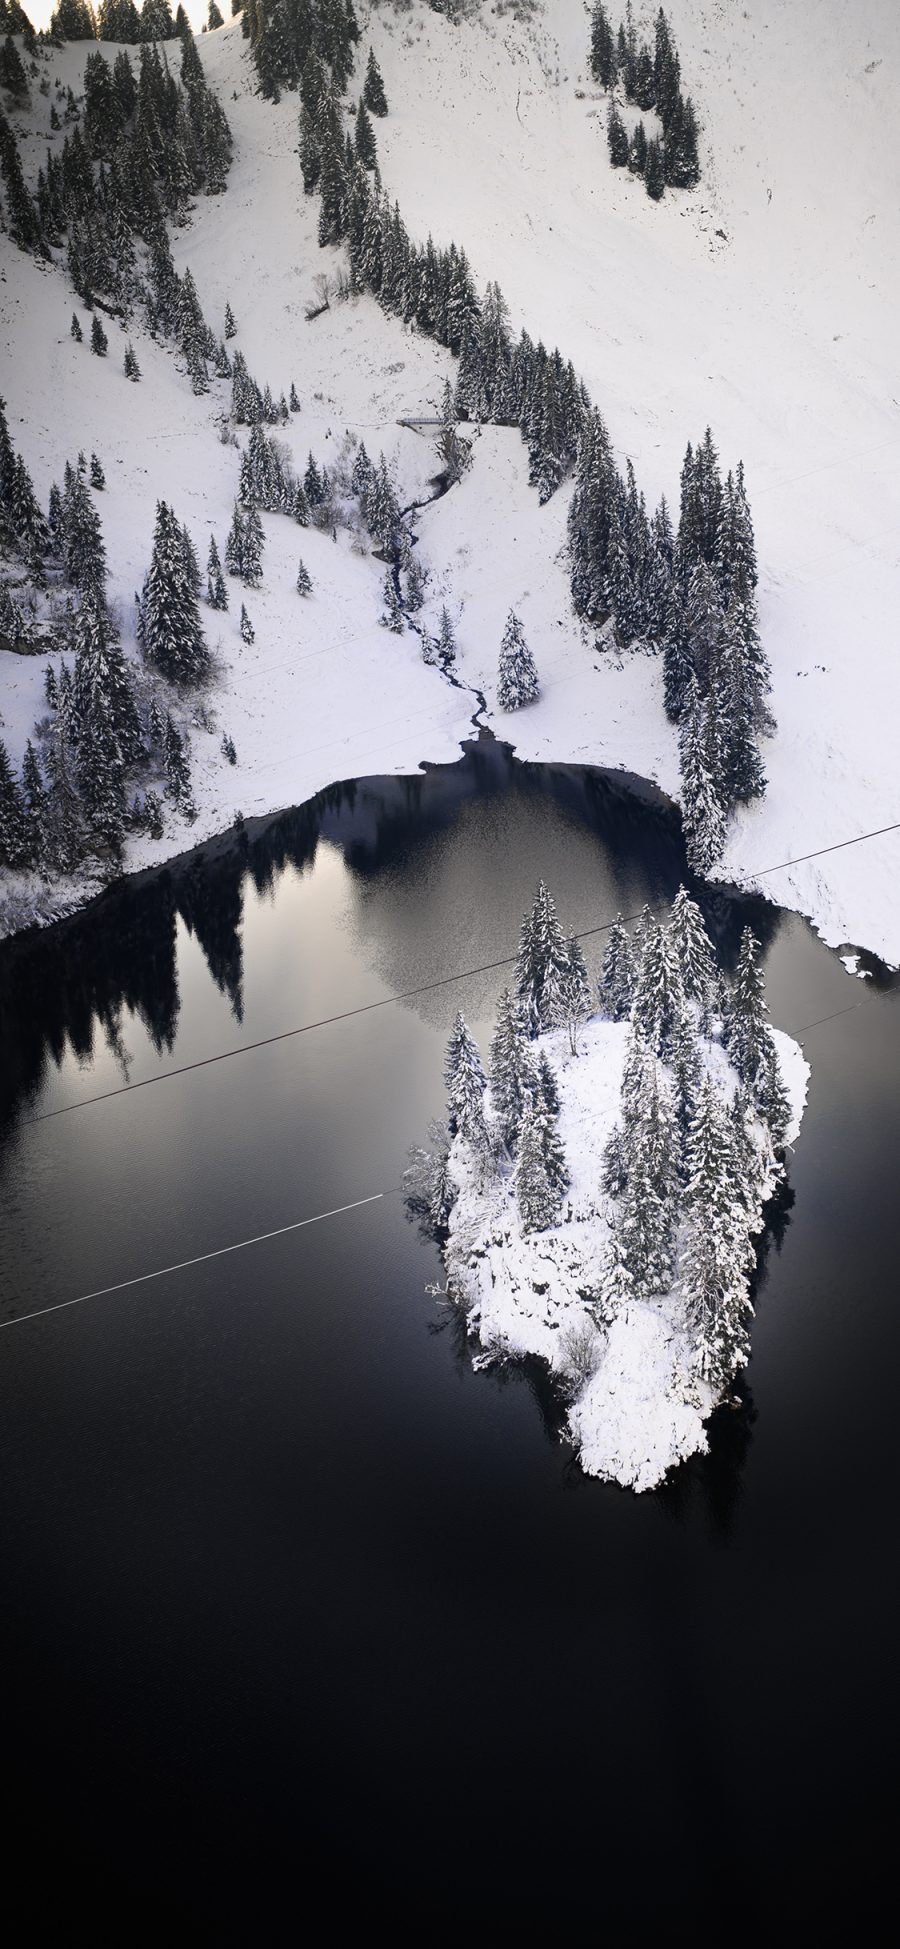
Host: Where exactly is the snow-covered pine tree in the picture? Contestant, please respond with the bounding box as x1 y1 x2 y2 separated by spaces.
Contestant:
679 677 726 872
62 468 106 596
241 505 264 586
206 535 227 609
561 932 591 1054
590 2 616 87
290 383 300 412
0 737 27 869
21 740 46 869
755 1035 791 1154
91 314 108 357
71 311 83 342
380 571 404 633
404 549 426 611
645 136 665 200
224 300 236 338
72 589 141 769
537 1049 560 1118
354 98 377 170
444 1009 489 1156
612 1055 680 1297
163 711 196 819
681 1078 753 1389
631 912 684 1058
90 453 105 489
515 881 571 1035
489 988 537 1150
295 558 312 596
607 103 628 167
435 606 456 666
497 609 539 711
363 47 387 117
141 501 210 685
123 341 141 381
597 917 635 1019
515 1095 562 1234
668 885 716 1025
239 603 254 645
403 1118 456 1237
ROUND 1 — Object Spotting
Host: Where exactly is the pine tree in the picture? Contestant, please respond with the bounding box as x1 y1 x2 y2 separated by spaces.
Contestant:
515 1095 562 1234
71 311 83 342
295 558 312 596
561 932 591 1054
90 452 105 489
206 534 227 608
590 2 616 87
163 710 196 819
362 46 387 117
515 881 571 1035
224 299 237 339
681 1078 752 1388
628 120 648 176
208 0 224 26
538 1049 560 1118
221 732 237 764
598 918 635 1019
436 606 456 666
632 913 684 1058
679 678 726 873
354 98 377 171
444 1009 489 1154
668 886 716 1024
63 468 106 596
380 571 404 633
0 736 27 869
755 1035 791 1153
607 103 628 168
141 500 210 685
489 988 536 1150
644 135 665 199
21 739 47 868
497 609 539 711
727 928 770 1090
91 314 108 357
72 588 141 770
289 381 300 411
239 603 254 644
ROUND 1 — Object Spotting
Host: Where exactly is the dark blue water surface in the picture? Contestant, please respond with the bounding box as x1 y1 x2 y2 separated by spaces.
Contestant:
1 742 897 1929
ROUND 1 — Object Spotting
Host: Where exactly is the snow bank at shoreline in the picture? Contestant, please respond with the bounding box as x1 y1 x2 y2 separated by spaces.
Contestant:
443 1018 809 1493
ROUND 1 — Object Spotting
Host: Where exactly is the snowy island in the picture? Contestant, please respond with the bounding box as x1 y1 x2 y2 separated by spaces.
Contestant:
406 885 809 1491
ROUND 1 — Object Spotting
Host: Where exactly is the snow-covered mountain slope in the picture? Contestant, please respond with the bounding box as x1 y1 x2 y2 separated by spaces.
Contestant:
2 5 899 960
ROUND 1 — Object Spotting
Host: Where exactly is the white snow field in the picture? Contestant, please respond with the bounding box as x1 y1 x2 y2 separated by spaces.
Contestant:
443 1014 809 1492
2 3 899 958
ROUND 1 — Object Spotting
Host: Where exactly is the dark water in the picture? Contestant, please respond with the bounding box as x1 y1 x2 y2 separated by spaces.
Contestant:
1 741 897 1928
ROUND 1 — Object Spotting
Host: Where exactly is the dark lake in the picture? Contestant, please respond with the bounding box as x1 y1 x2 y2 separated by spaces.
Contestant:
1 739 897 1927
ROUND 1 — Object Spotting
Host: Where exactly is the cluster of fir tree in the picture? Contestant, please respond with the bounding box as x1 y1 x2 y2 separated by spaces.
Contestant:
230 348 299 428
0 2 36 52
568 419 771 868
0 29 30 105
592 3 699 198
406 885 594 1243
1 17 231 319
299 67 590 507
48 0 192 43
0 430 199 877
597 890 791 1394
241 0 360 102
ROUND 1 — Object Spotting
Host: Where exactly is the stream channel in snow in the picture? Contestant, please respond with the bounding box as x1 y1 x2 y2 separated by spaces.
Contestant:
1 738 898 1923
